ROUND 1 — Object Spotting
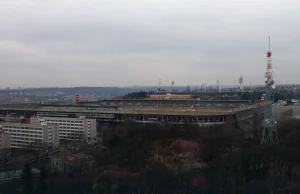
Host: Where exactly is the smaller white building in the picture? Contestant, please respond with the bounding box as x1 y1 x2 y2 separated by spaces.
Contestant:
0 131 10 150
30 117 97 142
0 122 59 150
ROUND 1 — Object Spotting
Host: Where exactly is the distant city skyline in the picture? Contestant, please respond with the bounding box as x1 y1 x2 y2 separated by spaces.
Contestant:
0 0 299 88
0 84 274 91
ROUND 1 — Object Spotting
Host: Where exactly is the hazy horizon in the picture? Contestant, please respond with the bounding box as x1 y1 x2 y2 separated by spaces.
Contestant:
0 0 299 88
0 84 274 90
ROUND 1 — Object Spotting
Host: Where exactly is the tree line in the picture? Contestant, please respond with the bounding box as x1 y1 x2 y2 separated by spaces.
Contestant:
2 116 300 193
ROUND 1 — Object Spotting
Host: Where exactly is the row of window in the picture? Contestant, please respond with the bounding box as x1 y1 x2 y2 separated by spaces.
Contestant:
3 126 43 130
46 120 84 123
10 134 42 138
11 140 44 144
59 127 84 130
59 133 82 136
60 136 81 140
48 123 84 126
11 143 46 147
11 137 43 141
60 130 83 133
3 129 43 134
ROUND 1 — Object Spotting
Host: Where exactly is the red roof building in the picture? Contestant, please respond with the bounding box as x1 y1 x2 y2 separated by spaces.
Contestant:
170 139 204 153
93 170 139 188
153 139 205 163
191 175 207 187
113 96 124 100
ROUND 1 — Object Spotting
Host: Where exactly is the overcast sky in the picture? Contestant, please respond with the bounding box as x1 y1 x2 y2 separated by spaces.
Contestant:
0 0 299 88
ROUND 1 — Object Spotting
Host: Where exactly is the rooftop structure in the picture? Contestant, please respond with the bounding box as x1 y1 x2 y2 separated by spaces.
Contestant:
148 94 193 100
0 115 29 123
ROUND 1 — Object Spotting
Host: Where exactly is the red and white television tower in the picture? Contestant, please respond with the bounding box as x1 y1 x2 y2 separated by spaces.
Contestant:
265 37 274 85
261 36 278 145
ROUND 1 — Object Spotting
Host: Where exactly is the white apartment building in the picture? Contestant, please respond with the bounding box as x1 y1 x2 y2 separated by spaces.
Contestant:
0 131 10 150
0 122 59 150
30 117 97 142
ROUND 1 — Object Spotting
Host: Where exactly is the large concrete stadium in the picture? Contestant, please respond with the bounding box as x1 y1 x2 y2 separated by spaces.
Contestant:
0 100 263 127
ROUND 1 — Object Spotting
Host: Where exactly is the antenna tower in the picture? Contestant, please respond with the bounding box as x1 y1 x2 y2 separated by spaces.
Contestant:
261 37 278 145
171 80 175 91
217 77 220 92
157 78 161 92
239 76 244 92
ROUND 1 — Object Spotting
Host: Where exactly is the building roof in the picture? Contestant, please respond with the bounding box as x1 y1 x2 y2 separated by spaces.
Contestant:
170 139 203 153
154 139 205 156
153 147 173 155
94 170 139 184
56 153 92 162
191 175 207 187
0 106 246 116
0 122 45 127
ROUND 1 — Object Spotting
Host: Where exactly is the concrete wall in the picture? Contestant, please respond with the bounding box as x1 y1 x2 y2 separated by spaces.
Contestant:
52 125 60 148
90 119 97 140
42 125 49 145
83 119 97 141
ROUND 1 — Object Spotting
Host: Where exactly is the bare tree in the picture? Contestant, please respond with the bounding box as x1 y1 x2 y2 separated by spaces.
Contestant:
0 148 11 171
24 140 50 164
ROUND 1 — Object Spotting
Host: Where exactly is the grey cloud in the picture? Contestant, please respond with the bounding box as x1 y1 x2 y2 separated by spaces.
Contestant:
0 0 299 88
